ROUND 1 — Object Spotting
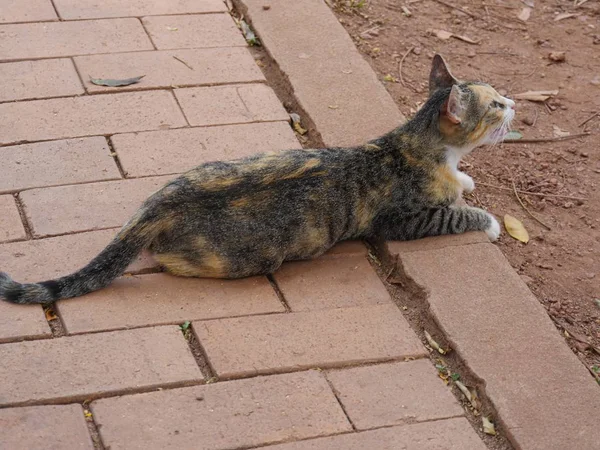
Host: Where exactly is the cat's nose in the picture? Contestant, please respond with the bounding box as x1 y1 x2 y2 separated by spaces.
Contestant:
506 99 516 110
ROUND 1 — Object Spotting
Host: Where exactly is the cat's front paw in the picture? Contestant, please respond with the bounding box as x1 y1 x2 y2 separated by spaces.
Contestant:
457 172 475 193
485 213 500 241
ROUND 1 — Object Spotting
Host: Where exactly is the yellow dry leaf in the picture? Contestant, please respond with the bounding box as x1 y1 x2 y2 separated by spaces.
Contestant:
424 330 446 354
84 410 93 419
293 122 307 135
44 309 57 321
383 74 397 82
482 416 497 435
504 214 529 243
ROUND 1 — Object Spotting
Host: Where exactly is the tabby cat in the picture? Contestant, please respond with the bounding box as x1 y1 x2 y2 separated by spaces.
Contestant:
0 55 514 305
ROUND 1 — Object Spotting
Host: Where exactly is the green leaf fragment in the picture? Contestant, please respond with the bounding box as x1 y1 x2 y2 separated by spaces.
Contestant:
90 75 145 87
503 130 524 141
240 20 260 46
180 321 191 331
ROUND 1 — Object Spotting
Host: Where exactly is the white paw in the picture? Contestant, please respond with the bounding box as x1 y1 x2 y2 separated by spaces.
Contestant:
457 172 475 193
485 214 501 241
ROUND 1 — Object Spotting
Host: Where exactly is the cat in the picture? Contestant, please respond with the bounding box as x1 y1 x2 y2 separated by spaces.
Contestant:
0 55 514 305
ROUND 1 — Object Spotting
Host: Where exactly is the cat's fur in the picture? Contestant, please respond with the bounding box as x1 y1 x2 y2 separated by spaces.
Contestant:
0 55 514 304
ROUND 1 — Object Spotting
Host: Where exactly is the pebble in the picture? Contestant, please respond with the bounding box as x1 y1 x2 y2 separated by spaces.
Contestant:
262 4 271 10
413 47 421 55
522 116 534 126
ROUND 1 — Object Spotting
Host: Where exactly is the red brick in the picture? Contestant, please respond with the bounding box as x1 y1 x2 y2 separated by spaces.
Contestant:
0 229 157 283
112 122 299 177
59 273 284 334
388 231 488 254
274 256 391 311
0 195 26 243
175 84 288 127
92 371 351 450
54 0 225 20
0 19 152 61
21 176 173 237
0 91 186 145
241 0 404 146
75 48 264 94
0 137 120 194
195 304 425 378
0 302 50 343
400 243 600 450
326 360 463 430
0 0 57 24
0 326 201 406
320 240 367 258
0 59 83 102
142 14 245 50
265 417 487 450
0 405 93 450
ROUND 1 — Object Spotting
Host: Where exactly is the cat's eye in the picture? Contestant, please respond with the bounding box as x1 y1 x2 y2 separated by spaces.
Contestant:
491 100 505 109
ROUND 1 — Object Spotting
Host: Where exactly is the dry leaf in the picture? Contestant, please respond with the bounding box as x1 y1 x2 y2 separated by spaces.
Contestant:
513 90 558 102
504 214 530 243
44 308 57 321
383 74 397 82
454 34 480 45
435 29 453 40
328 105 339 109
483 416 497 435
554 12 578 21
90 75 145 87
518 7 532 21
289 113 307 135
455 380 473 402
166 26 178 31
552 125 570 138
424 330 447 354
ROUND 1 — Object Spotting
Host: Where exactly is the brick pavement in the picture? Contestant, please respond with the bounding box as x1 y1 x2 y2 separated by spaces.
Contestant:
0 3 472 448
2 1 597 449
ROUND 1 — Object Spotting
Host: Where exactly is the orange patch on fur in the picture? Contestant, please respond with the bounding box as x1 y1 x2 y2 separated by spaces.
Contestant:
428 165 461 203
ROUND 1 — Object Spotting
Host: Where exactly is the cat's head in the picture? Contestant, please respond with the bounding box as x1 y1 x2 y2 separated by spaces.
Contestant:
428 54 515 151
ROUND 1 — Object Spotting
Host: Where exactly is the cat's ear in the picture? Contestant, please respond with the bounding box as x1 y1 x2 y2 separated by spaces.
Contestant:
441 85 464 124
429 54 459 95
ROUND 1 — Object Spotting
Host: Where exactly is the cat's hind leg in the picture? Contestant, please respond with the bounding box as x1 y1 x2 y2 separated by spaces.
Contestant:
383 206 500 241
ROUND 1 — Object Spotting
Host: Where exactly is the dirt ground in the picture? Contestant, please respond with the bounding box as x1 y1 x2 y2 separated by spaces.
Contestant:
329 0 600 380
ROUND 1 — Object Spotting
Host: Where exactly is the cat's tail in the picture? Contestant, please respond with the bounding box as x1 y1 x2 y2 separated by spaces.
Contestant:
0 206 166 305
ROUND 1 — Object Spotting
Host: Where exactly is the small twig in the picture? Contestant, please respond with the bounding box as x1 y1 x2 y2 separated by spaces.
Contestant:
360 25 380 36
431 0 481 19
398 46 414 87
502 132 590 144
532 108 540 127
544 102 553 115
510 177 552 230
575 0 590 7
578 112 599 128
477 182 587 201
173 56 194 70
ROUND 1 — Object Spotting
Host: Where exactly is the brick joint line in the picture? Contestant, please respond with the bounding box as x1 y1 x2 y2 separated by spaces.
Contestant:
80 403 106 450
105 136 127 179
266 274 291 312
185 323 218 380
365 240 516 449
